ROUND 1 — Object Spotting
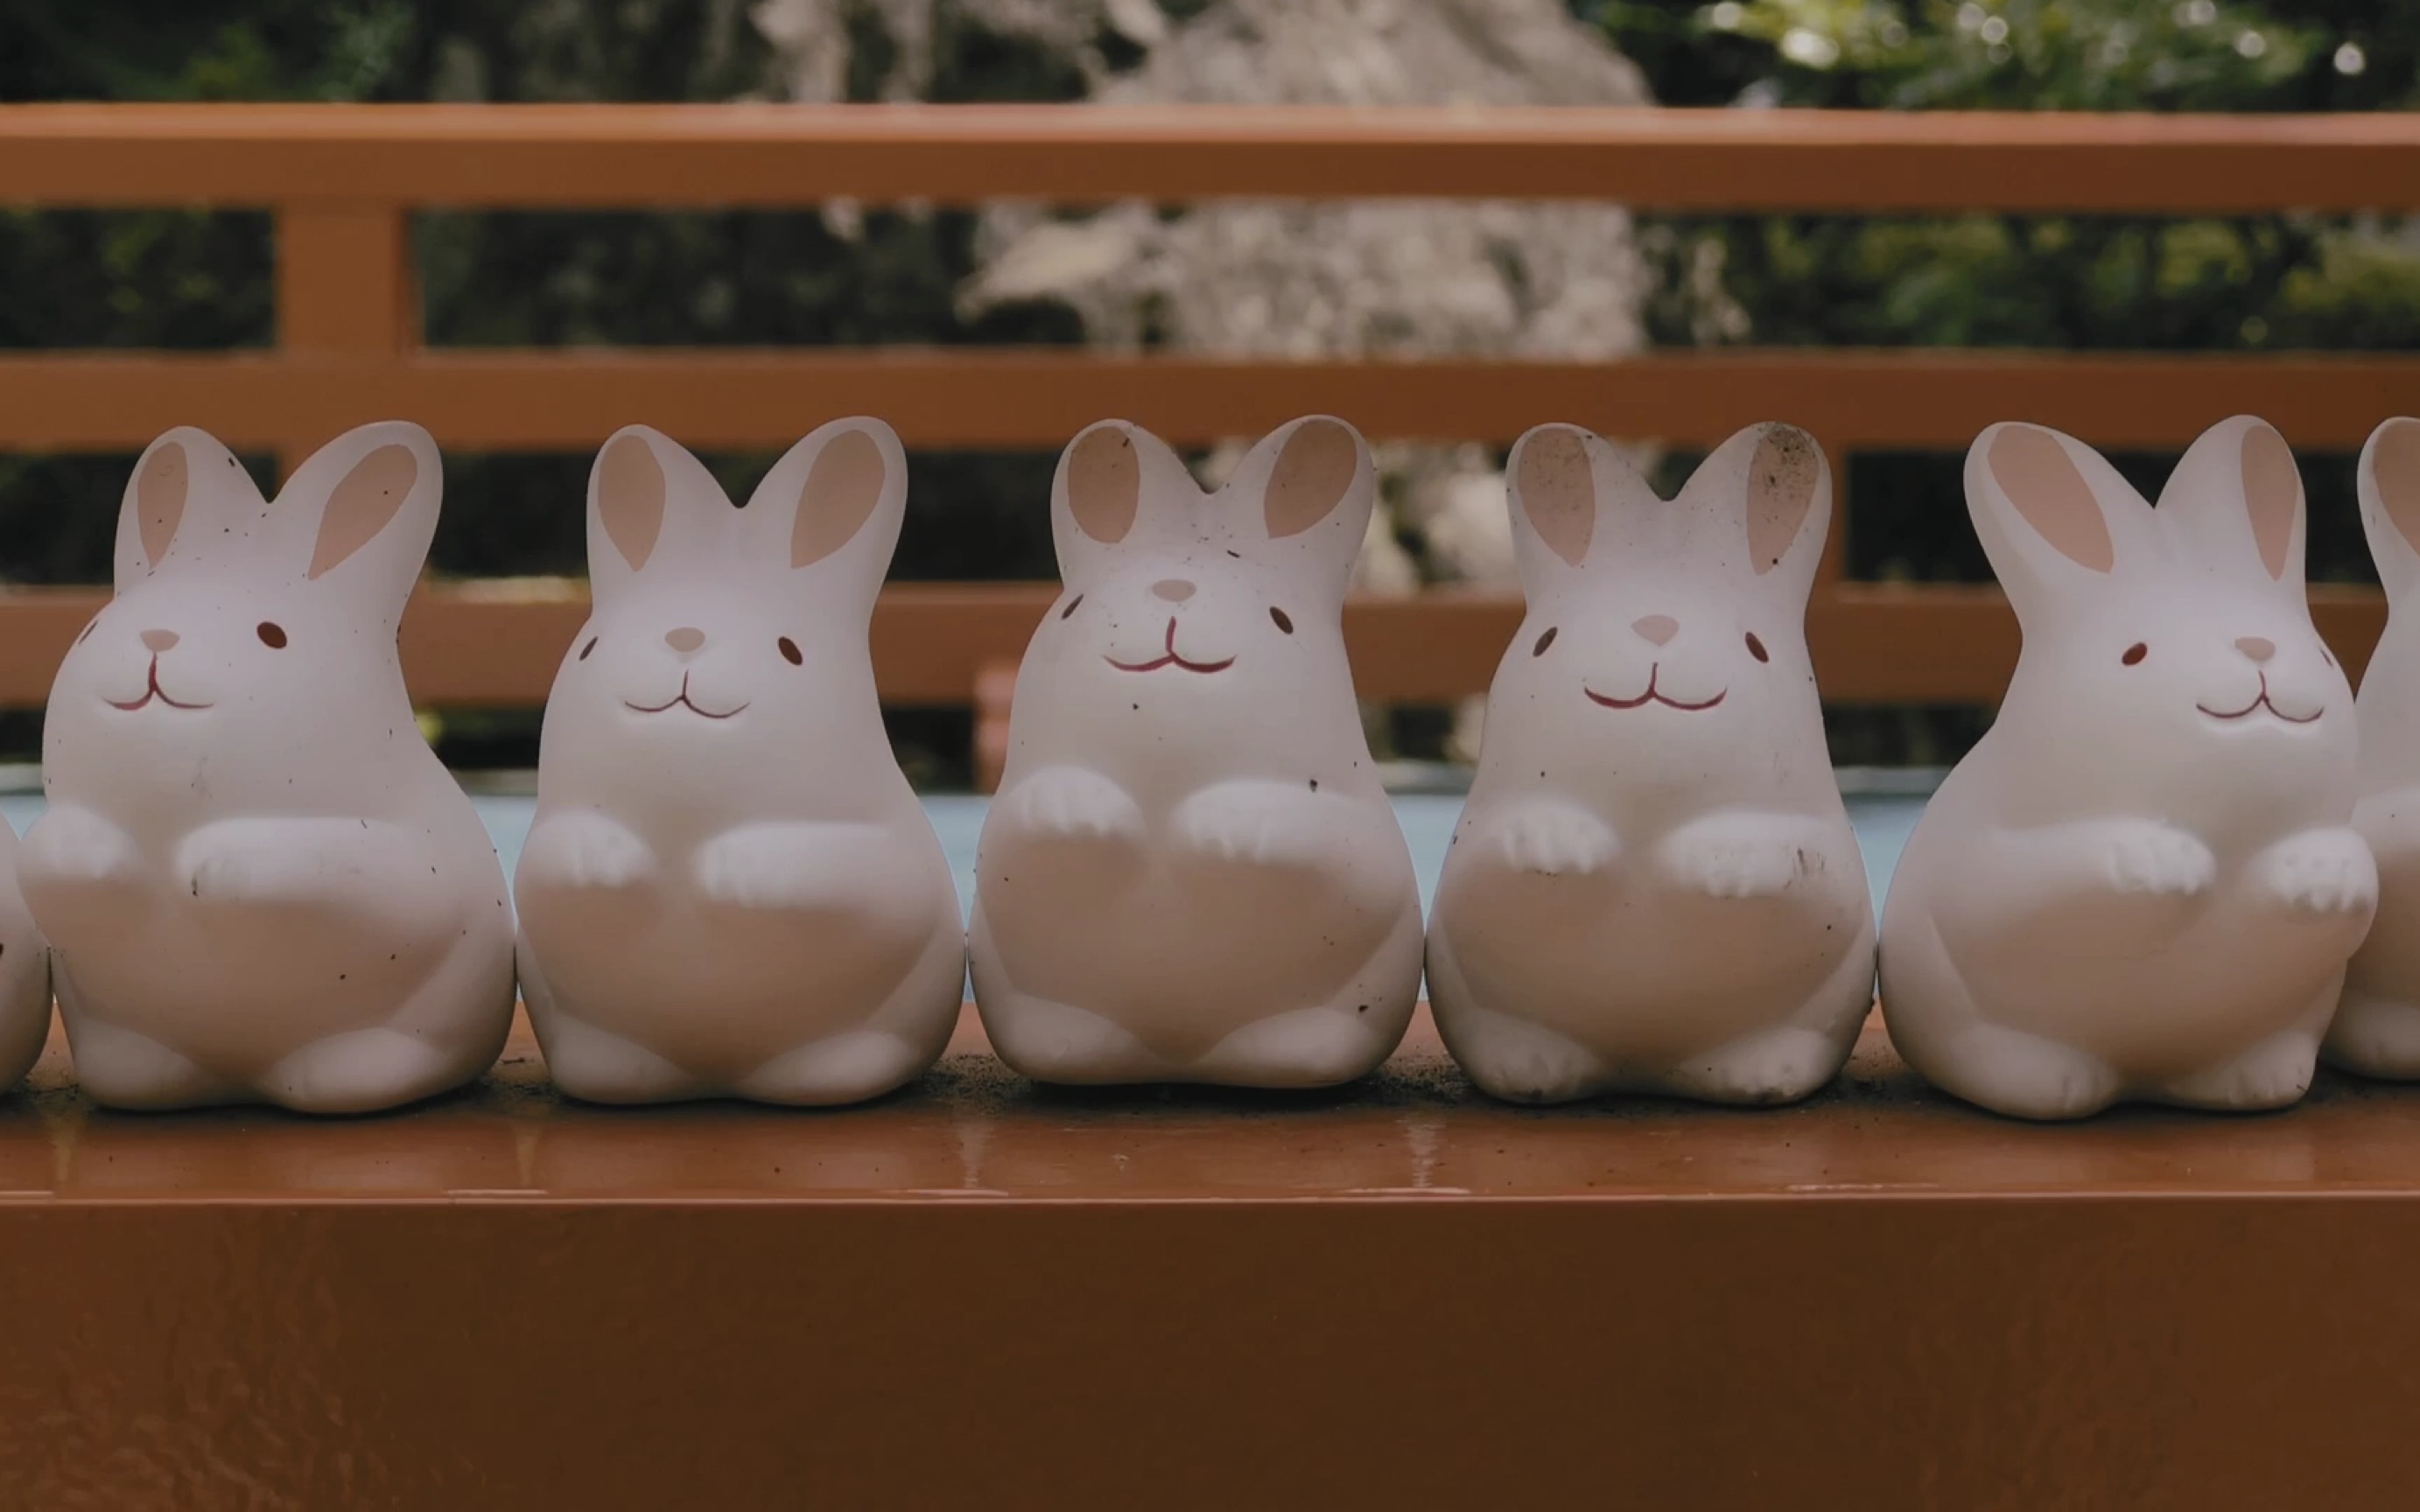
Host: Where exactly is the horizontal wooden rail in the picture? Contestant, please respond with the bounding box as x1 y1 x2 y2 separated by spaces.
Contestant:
3 105 2418 213
0 583 2387 710
3 350 2416 452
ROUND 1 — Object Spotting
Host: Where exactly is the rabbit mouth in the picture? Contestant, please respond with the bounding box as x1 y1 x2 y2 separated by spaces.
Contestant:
1105 617 1235 676
625 672 748 721
2198 674 2320 725
1585 666 1725 712
105 656 212 713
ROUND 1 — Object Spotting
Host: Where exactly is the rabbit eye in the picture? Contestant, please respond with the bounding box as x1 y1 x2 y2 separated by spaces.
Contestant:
1744 632 1769 663
1060 594 1084 620
1533 626 1557 657
579 637 599 661
256 622 287 649
1270 606 1294 634
2122 642 2148 666
778 637 803 666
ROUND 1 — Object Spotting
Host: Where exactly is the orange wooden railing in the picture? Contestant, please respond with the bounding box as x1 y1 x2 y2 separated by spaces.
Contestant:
3 104 2417 772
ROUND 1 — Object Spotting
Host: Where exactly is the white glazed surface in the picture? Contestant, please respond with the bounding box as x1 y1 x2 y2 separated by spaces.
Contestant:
971 416 1423 1086
2332 417 2420 1076
514 420 964 1105
20 424 516 1112
1880 416 2374 1119
1427 423 1875 1105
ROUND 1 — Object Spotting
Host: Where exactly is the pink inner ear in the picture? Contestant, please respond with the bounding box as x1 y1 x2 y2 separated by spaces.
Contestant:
1264 420 1359 538
1516 429 1593 567
596 433 666 572
1989 427 2115 573
2377 419 2420 558
794 430 887 568
1066 427 1140 544
2240 424 2299 580
1746 428 1822 576
137 442 187 567
308 444 417 580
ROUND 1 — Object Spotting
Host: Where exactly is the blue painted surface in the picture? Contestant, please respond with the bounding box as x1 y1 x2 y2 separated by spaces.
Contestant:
0 788 1927 922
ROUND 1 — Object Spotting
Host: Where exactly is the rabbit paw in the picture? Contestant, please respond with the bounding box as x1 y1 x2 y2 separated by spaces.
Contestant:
2253 829 2376 917
694 825 860 911
1171 780 1334 869
1001 765 1144 844
21 802 144 889
1485 800 1619 878
526 811 657 892
1658 815 1821 900
2100 822 2217 899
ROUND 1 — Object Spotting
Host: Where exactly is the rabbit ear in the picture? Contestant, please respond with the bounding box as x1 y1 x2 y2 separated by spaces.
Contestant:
2360 417 2420 602
586 426 731 601
1050 420 1195 584
2156 416 2306 595
1679 422 1831 606
274 422 441 620
1967 423 2145 621
746 417 905 618
1505 424 1675 597
112 427 261 592
1218 416 1374 597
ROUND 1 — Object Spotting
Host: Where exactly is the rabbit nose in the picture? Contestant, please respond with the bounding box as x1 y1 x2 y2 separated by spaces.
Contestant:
1631 615 1679 647
664 627 706 655
1152 579 1196 603
140 629 179 654
2236 636 2276 663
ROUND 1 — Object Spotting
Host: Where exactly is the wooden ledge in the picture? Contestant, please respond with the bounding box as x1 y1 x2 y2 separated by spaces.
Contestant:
8 1009 2420 1506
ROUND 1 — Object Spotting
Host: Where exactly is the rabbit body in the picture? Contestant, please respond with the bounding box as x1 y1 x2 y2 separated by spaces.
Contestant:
1427 424 1874 1105
515 422 964 1105
971 416 1422 1087
2332 418 2420 1076
20 425 515 1113
1881 417 2374 1119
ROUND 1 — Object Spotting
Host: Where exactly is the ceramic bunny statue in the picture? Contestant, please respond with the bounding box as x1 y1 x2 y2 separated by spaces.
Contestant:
971 415 1422 1087
514 420 964 1104
1879 416 2373 1119
20 424 516 1112
0 822 51 1089
2330 417 2420 1077
1427 423 1875 1104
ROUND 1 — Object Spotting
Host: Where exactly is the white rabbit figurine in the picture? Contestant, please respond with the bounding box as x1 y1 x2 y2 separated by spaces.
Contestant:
1427 423 1875 1104
0 821 50 1090
20 424 516 1112
2330 416 2420 1076
1880 416 2374 1119
971 415 1423 1087
514 420 964 1104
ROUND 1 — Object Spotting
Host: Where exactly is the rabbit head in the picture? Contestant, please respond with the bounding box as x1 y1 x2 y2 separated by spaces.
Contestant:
48 423 440 786
1015 415 1375 772
1485 421 1832 792
539 419 908 804
1970 416 2353 819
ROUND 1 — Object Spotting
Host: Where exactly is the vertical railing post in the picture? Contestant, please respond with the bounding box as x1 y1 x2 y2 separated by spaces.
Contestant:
274 202 415 479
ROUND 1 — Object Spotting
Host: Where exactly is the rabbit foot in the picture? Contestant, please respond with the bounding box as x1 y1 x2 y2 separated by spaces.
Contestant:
1484 799 1619 878
2251 828 2376 918
737 1030 930 1106
1666 1026 1843 1106
537 1013 704 1104
982 992 1162 1084
999 765 1145 844
1657 813 1827 900
1927 1025 2122 1121
1445 1011 1603 1104
2323 990 2420 1080
67 1017 240 1110
2159 1032 2318 1111
262 1028 462 1115
1197 1004 1391 1088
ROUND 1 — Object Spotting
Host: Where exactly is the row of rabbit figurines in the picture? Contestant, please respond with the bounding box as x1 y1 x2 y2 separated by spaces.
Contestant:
0 411 2415 1122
